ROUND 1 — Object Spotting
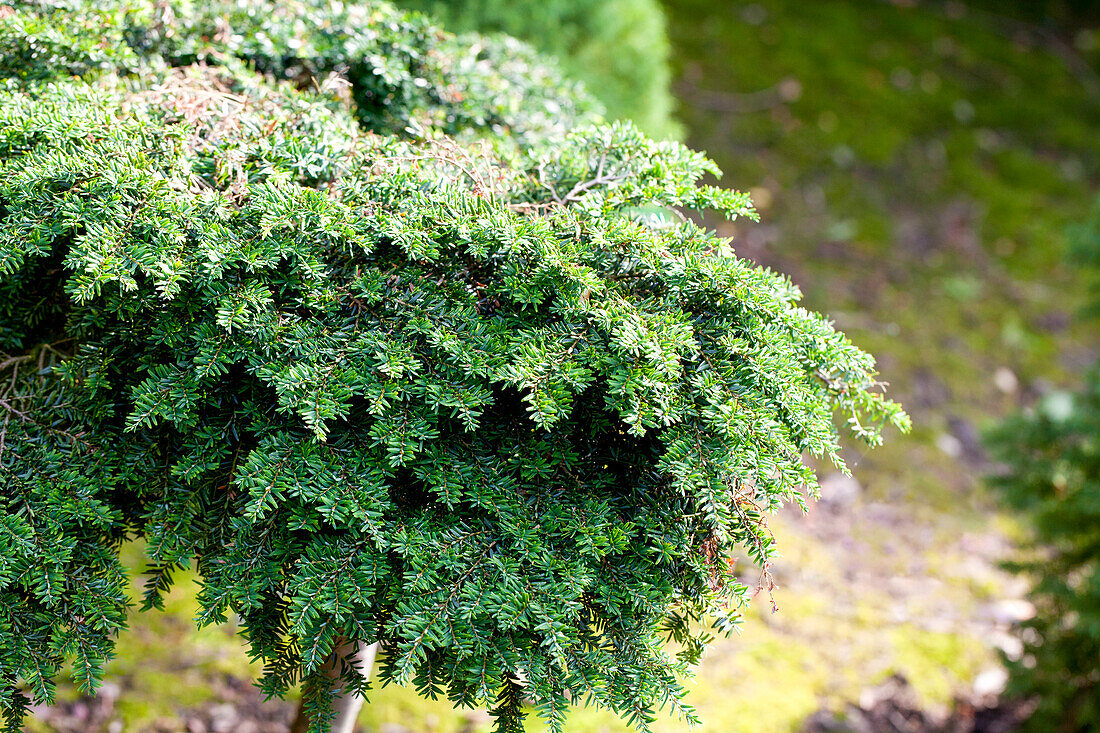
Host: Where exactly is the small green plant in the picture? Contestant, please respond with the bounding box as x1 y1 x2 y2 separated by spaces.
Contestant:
987 377 1100 730
986 200 1100 732
0 2 906 732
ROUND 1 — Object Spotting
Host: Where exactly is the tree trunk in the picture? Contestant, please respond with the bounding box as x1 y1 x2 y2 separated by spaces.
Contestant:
290 640 379 733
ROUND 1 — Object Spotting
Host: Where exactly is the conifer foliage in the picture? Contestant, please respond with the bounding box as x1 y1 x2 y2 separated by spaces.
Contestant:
986 202 1100 731
0 2 907 731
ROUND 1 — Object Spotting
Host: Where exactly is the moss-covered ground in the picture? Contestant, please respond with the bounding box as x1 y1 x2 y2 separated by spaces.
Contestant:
657 0 1099 729
28 2 1100 731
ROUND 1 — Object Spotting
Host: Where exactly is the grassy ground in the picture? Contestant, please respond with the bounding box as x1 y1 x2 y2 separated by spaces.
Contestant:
27 2 1100 732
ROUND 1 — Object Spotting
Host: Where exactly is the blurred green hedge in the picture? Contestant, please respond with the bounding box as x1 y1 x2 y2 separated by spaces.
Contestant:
986 201 1100 732
396 0 681 140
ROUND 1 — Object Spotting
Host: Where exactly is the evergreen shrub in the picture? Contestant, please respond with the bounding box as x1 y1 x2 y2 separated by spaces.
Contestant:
987 202 1100 732
0 1 906 731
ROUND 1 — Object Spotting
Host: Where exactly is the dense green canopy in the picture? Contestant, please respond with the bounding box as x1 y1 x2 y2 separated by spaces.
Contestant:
0 2 906 731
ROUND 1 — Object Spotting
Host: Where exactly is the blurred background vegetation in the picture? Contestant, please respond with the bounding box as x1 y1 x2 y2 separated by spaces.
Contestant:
27 1 1100 731
394 0 681 140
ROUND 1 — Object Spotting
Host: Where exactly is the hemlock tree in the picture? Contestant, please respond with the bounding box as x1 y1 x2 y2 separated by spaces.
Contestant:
0 2 908 732
986 202 1100 731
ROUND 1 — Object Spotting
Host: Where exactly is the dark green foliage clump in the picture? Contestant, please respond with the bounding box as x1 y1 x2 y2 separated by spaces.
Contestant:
988 375 1100 731
396 0 680 140
0 2 906 732
3 0 601 143
138 0 602 143
987 203 1100 732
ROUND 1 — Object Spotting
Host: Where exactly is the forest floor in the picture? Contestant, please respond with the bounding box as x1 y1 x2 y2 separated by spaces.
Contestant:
26 1 1100 732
